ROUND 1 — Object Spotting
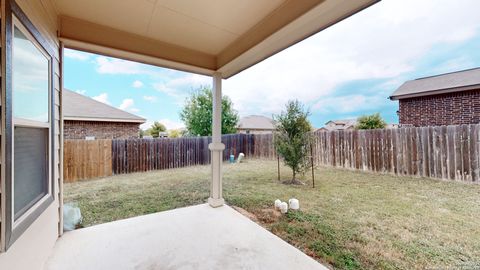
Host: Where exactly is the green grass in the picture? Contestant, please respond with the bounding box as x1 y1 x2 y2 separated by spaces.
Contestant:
64 160 480 270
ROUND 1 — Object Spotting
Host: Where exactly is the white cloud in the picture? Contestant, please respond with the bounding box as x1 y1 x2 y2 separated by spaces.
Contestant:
119 98 134 110
92 93 110 105
153 74 211 102
430 56 476 75
64 49 90 61
223 0 480 116
132 80 144 88
140 120 154 130
143 95 157 102
118 98 141 113
159 119 185 130
313 95 387 115
140 119 184 130
95 56 148 74
129 108 140 113
75 89 87 95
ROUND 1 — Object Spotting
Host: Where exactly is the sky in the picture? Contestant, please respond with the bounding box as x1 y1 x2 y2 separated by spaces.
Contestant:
64 0 480 130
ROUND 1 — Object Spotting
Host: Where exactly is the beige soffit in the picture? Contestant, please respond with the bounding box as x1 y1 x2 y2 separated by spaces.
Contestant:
53 0 378 78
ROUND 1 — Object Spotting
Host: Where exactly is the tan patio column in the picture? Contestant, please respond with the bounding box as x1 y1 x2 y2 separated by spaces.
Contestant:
208 72 225 207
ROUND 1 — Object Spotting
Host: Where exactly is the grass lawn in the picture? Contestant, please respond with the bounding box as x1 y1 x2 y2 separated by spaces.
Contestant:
64 160 480 270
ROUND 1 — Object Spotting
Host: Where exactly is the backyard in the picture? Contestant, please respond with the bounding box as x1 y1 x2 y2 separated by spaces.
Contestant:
64 160 480 270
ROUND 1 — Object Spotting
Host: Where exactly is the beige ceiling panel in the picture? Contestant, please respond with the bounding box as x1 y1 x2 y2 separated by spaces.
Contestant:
147 6 238 55
52 0 154 35
218 0 379 78
156 0 286 35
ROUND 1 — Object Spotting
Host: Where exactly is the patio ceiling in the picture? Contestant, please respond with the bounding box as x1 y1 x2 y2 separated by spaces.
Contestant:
53 0 378 78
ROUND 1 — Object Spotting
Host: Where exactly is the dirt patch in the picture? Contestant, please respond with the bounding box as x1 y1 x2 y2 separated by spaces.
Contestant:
232 206 282 224
232 206 259 222
254 208 282 224
281 179 305 185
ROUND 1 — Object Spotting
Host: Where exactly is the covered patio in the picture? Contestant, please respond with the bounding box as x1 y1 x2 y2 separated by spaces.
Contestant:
45 204 327 270
0 0 378 269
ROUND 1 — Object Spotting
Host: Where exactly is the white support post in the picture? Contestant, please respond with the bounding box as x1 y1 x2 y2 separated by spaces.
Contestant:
208 72 225 207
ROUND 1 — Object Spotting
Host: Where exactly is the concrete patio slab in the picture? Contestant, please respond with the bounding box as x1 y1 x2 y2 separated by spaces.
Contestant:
44 204 327 270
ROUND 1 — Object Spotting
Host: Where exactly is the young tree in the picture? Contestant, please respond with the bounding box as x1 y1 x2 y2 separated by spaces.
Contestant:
146 121 167 138
356 113 387 130
274 100 312 185
180 86 239 136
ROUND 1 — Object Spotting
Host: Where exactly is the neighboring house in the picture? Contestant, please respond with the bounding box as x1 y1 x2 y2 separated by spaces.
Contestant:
237 115 275 134
63 89 145 139
390 67 480 127
317 119 398 131
317 119 357 131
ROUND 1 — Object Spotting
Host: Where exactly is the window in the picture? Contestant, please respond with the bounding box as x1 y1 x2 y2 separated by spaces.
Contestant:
13 26 50 123
12 21 51 221
3 4 55 249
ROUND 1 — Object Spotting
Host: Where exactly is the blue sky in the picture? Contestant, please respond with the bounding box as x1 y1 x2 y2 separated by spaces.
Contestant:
64 0 480 130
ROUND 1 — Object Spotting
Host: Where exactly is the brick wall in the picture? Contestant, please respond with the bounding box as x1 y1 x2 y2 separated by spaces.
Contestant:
398 89 480 126
64 120 141 139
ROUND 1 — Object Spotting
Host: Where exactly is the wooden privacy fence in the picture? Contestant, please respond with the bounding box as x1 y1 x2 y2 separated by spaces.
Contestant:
64 134 272 182
63 125 480 183
63 139 112 183
312 124 480 182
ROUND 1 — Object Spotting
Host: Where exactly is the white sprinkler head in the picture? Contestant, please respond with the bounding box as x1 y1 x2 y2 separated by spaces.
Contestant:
274 199 282 209
289 198 300 210
280 202 288 214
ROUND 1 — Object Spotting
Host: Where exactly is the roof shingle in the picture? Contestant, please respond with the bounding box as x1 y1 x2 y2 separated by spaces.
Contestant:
237 115 275 130
390 67 480 100
63 89 145 123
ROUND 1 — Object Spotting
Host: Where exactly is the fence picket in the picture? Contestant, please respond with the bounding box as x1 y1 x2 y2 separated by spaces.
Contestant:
64 126 480 183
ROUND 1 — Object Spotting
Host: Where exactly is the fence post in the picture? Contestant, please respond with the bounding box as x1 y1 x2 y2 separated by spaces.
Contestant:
310 142 315 188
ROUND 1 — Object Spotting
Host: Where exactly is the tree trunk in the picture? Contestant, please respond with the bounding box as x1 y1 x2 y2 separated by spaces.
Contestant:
281 169 304 185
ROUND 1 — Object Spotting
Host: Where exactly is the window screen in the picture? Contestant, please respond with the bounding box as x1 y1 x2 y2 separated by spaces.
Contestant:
13 127 48 220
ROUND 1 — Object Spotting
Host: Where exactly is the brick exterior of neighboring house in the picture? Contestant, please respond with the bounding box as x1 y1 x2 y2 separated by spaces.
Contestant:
63 89 145 140
391 68 480 127
398 90 480 127
64 120 141 140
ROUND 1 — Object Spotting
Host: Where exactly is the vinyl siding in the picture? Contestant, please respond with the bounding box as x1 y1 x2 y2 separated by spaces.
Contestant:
0 0 62 269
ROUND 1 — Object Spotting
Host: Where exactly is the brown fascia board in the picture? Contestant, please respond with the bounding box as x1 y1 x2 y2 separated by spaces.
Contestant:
58 16 216 72
389 84 480 100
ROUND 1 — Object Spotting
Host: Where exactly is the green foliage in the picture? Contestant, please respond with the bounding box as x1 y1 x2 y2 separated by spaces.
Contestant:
180 86 239 136
168 129 182 138
146 121 167 138
273 100 312 182
356 113 387 130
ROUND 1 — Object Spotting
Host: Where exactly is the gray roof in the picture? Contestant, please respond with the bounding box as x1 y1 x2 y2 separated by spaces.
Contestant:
325 119 357 126
320 119 357 131
237 115 275 130
63 89 145 123
390 67 480 100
